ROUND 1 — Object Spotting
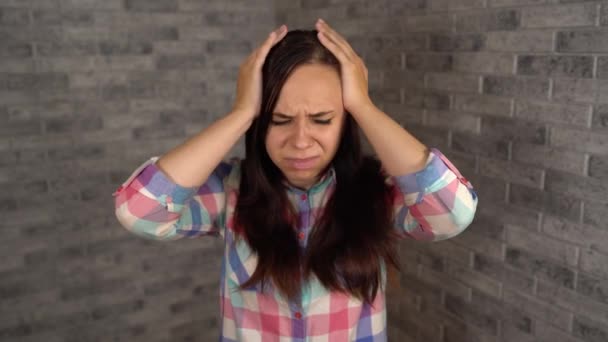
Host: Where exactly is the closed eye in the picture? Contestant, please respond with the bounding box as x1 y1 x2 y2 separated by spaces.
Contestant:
314 119 332 125
270 119 291 125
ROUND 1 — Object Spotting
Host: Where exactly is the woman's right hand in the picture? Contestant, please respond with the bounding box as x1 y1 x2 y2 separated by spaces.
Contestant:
231 25 288 120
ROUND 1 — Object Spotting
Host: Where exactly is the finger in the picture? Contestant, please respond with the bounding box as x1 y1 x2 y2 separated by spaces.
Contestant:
256 25 287 65
316 19 357 58
317 30 351 64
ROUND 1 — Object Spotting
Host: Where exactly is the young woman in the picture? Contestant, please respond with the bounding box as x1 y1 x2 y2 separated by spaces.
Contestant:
114 20 478 342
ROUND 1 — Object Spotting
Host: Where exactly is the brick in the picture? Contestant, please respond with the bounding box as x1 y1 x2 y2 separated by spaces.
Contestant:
551 126 608 156
599 2 608 26
402 89 450 110
300 0 330 9
32 9 94 26
535 319 584 342
418 264 470 299
506 223 579 266
468 206 508 240
472 174 507 203
538 279 608 326
0 72 69 92
485 30 554 52
430 33 484 52
405 53 452 72
156 54 206 70
0 121 41 136
452 229 503 259
583 201 608 227
506 246 576 288
369 88 400 104
593 104 608 131
558 30 608 53
542 215 608 255
44 117 103 134
517 55 593 78
589 155 608 181
453 52 514 74
0 43 32 58
372 34 428 53
59 0 124 9
452 94 512 117
479 156 544 188
452 132 510 159
502 320 536 342
402 13 452 32
125 0 177 12
400 272 443 307
37 41 98 57
503 288 573 329
427 72 479 93
447 260 502 298
0 58 36 72
99 40 153 55
481 116 547 144
522 3 596 28
48 145 106 161
424 239 473 266
515 100 591 127
425 110 479 133
578 272 608 306
546 167 608 203
384 70 425 89
488 0 544 6
345 1 423 17
573 315 608 342
364 51 402 68
444 293 499 335
203 10 272 26
510 183 581 220
553 78 608 104
206 40 251 55
0 8 30 26
0 26 63 43
598 57 608 79
580 249 608 280
483 75 549 99
454 9 520 32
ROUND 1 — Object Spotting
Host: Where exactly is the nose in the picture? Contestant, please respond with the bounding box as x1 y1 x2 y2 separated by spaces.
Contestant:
291 120 313 149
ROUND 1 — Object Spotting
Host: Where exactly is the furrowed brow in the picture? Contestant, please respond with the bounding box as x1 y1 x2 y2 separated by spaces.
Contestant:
272 111 333 118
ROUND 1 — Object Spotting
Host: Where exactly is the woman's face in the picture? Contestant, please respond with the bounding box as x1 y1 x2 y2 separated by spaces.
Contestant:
265 63 345 190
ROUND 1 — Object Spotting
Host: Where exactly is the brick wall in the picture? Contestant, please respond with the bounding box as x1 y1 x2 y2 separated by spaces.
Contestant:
278 0 608 341
0 1 272 341
2 0 608 341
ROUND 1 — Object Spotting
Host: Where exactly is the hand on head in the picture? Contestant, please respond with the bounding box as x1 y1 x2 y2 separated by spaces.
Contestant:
231 20 373 122
231 25 288 120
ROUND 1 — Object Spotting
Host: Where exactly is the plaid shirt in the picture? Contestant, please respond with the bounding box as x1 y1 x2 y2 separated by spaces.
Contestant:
113 147 478 341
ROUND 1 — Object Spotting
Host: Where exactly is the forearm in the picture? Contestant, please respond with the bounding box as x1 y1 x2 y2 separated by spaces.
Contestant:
350 103 429 176
156 110 253 187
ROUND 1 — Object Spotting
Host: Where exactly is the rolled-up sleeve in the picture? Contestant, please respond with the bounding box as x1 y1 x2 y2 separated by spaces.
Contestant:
388 147 478 241
113 157 236 241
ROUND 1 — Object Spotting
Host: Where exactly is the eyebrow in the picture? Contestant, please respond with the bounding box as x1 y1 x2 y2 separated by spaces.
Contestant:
272 111 334 118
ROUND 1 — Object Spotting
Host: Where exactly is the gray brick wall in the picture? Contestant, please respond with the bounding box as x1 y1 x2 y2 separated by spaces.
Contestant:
278 1 608 342
0 0 273 341
2 0 608 341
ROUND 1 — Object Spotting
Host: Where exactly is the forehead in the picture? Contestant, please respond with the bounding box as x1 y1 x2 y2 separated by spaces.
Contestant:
274 64 342 113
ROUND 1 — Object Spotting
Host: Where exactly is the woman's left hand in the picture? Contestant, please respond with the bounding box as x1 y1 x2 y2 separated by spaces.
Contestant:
315 18 374 115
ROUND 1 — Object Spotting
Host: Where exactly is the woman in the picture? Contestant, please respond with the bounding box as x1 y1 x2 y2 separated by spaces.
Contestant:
114 20 478 342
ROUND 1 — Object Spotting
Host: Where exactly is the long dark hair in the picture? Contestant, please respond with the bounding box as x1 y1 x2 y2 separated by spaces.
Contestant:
233 30 400 305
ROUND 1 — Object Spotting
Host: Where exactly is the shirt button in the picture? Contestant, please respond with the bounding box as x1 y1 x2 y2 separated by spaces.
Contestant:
298 232 305 240
300 194 307 201
294 311 302 319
